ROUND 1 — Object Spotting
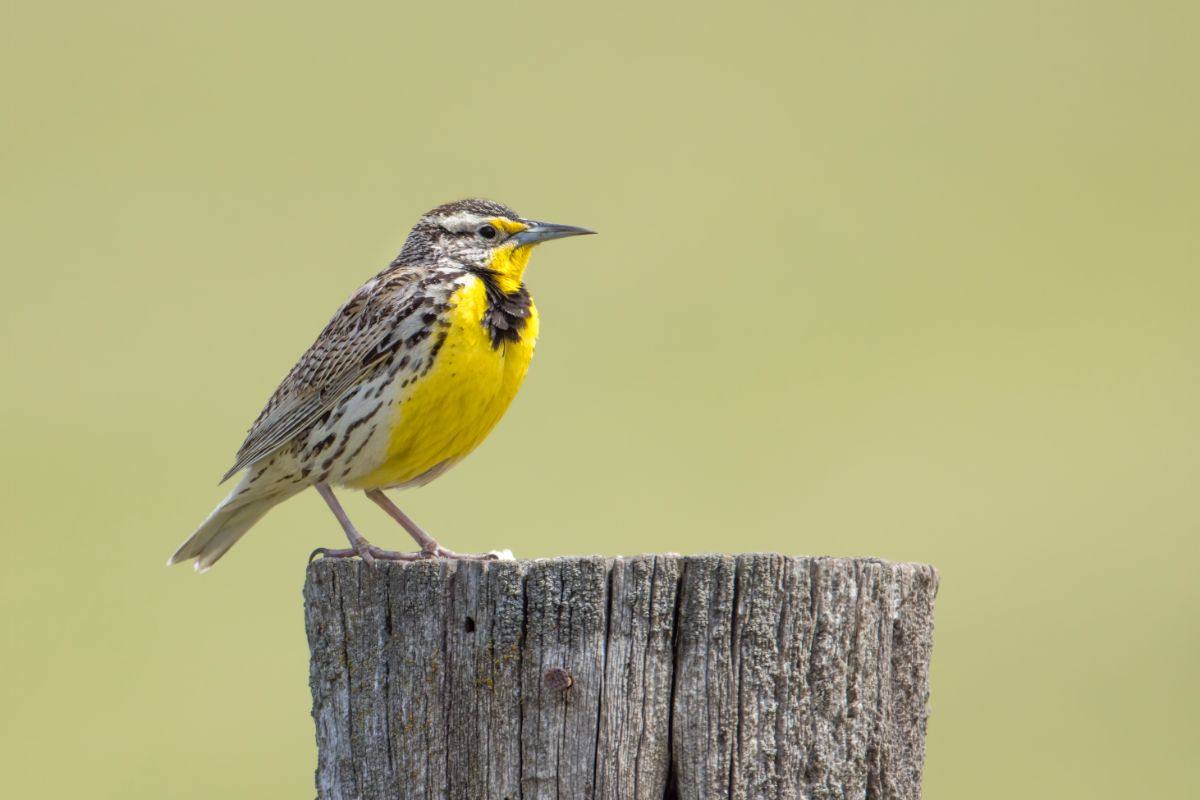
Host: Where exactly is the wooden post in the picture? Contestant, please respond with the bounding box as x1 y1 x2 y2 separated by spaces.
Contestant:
304 555 938 800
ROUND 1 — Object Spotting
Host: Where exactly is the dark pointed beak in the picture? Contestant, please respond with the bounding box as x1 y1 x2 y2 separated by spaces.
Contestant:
512 220 596 247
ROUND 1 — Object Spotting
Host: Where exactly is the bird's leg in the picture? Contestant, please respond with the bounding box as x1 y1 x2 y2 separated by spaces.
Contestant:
365 489 502 561
309 483 422 564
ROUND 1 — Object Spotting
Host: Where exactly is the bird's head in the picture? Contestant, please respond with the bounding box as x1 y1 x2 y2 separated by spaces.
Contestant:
393 198 595 294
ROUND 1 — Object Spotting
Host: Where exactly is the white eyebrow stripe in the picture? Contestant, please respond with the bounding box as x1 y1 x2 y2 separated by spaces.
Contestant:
426 211 491 233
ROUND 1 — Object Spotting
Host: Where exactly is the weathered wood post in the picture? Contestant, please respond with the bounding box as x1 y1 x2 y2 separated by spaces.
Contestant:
305 555 938 800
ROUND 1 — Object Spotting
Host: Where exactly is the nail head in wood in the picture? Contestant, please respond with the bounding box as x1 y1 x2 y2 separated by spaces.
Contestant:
543 667 574 692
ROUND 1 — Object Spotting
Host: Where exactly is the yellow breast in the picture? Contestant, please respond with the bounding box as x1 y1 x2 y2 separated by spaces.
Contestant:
346 275 538 490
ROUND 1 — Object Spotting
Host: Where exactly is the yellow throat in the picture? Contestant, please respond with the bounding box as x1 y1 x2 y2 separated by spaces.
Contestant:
488 218 535 294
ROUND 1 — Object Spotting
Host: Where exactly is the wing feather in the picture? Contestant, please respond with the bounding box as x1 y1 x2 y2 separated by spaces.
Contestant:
221 268 429 482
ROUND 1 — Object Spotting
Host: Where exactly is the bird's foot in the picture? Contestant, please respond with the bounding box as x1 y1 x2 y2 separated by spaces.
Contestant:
309 544 423 564
309 543 513 564
419 542 510 561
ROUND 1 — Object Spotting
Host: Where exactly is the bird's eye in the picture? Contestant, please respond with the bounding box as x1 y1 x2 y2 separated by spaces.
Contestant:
477 225 498 240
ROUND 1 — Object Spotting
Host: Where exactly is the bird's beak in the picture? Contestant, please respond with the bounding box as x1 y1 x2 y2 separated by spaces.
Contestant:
512 220 596 247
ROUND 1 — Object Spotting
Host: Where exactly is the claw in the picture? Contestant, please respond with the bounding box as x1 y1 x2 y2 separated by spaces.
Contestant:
428 545 506 561
310 545 423 564
309 546 367 562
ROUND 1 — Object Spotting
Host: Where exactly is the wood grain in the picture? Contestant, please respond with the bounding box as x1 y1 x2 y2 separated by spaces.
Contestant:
305 555 938 800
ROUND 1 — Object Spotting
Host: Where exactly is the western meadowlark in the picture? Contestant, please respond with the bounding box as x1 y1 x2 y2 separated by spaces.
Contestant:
168 199 594 571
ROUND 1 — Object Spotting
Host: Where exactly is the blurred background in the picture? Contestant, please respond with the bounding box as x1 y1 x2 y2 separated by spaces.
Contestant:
2 1 1197 797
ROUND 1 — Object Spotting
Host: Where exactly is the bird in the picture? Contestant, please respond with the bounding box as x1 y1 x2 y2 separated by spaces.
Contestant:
168 199 594 571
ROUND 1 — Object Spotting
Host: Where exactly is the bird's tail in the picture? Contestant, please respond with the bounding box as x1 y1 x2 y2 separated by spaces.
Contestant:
168 471 297 572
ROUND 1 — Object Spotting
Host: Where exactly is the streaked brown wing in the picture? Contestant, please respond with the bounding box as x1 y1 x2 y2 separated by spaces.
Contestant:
221 268 425 482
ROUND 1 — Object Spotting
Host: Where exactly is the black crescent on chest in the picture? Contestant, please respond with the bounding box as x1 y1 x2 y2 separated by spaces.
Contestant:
477 272 533 349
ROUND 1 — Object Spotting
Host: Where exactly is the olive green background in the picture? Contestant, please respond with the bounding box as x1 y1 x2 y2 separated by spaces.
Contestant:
2 1 1196 797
